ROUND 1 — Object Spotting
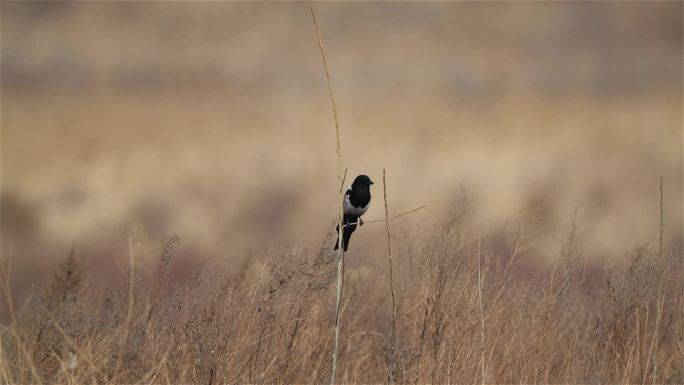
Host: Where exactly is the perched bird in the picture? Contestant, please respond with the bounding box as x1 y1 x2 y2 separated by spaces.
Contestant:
334 175 374 251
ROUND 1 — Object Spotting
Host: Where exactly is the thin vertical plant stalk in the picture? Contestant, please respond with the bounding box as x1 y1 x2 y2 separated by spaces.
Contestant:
659 177 663 262
0 243 16 324
477 240 486 384
113 233 136 380
126 233 135 332
652 177 664 383
310 8 345 385
383 169 397 384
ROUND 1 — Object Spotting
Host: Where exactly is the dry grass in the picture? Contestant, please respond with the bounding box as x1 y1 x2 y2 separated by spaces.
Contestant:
1 218 682 384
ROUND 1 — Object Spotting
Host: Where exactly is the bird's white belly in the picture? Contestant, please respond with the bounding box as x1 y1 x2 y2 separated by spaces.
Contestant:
344 195 369 216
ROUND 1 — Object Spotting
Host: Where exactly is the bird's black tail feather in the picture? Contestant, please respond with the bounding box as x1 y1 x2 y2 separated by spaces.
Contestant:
333 214 358 252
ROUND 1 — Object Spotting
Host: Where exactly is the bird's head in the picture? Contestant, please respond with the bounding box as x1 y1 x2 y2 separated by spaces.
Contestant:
351 175 374 191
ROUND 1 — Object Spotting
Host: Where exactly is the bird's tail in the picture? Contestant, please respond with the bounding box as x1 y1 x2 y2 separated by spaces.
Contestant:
333 216 357 251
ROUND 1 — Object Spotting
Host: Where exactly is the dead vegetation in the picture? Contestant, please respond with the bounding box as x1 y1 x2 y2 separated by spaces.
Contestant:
1 218 682 384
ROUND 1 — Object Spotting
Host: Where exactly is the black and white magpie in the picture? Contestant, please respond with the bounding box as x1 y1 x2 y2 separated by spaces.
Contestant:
334 174 374 251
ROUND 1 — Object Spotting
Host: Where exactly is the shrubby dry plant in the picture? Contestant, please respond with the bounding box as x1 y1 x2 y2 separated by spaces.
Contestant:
1 217 681 384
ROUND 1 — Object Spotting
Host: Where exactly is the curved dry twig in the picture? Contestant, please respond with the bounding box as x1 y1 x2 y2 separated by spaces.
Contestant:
343 204 427 228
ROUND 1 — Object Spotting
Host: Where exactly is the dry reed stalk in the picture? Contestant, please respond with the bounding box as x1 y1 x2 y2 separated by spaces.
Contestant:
309 8 345 385
659 177 663 263
652 177 664 383
113 233 136 380
0 245 16 324
647 291 666 383
620 343 635 385
382 169 397 384
477 240 486 385
0 344 10 385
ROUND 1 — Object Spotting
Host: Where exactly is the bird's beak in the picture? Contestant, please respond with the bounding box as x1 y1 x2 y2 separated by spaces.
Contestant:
370 181 374 185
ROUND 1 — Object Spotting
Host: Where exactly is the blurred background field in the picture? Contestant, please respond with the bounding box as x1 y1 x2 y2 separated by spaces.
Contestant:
1 2 682 294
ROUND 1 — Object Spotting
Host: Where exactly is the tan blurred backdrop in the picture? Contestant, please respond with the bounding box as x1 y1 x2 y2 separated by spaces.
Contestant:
1 2 682 289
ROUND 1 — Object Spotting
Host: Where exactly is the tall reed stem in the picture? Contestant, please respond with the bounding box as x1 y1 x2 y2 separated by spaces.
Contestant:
477 240 486 384
652 177 664 383
383 169 397 384
310 8 345 385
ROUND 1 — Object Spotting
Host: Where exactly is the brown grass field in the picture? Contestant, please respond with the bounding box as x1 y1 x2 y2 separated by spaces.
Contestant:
1 223 683 383
1 2 683 384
